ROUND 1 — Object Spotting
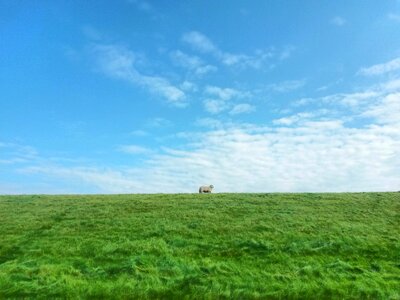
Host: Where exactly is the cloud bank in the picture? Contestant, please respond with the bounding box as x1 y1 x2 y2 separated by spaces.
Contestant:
12 75 400 193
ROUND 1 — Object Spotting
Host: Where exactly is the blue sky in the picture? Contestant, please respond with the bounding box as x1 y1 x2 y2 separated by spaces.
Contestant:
1 0 400 193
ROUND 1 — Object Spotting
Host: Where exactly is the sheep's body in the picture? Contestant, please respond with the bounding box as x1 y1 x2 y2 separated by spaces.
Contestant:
199 185 214 193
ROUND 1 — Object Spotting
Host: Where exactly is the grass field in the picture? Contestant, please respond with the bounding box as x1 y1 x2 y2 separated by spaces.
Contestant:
0 193 399 299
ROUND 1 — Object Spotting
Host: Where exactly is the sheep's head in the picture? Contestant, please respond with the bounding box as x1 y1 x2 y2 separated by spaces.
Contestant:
210 185 214 189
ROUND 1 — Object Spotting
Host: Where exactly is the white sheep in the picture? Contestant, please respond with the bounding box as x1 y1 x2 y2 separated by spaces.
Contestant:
199 185 214 193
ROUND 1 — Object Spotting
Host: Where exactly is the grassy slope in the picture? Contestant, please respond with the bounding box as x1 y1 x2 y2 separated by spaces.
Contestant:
0 193 399 299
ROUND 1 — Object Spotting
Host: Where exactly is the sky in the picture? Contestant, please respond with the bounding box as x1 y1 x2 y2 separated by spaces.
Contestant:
1 0 400 194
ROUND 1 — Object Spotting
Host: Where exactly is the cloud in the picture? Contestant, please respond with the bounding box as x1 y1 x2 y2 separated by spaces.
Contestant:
267 79 306 93
380 78 400 91
146 117 172 128
203 99 227 114
117 145 153 155
205 85 246 100
8 78 400 194
358 57 400 76
229 103 255 115
180 81 198 92
170 50 217 75
0 158 28 165
21 111 400 193
181 31 283 69
331 16 347 26
21 166 142 193
277 79 400 143
361 92 400 125
0 142 37 165
202 85 252 114
181 31 218 53
272 112 315 126
291 79 400 110
195 118 224 129
195 65 218 75
92 44 186 107
279 46 295 60
221 50 276 69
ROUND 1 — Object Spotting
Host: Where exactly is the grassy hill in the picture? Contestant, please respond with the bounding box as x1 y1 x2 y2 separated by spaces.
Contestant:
0 193 399 299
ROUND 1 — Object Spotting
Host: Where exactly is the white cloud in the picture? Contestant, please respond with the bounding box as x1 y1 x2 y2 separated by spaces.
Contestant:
181 31 282 69
205 85 245 100
202 85 252 115
267 79 306 93
293 83 394 110
93 44 135 77
0 142 38 165
312 91 380 109
339 91 380 106
331 16 347 26
141 76 186 106
117 145 152 154
21 166 142 193
293 98 313 107
222 49 276 69
8 79 400 194
362 92 400 125
0 158 28 165
380 78 400 91
170 50 202 68
195 118 224 129
170 50 217 75
272 112 314 126
182 31 218 53
21 114 400 193
203 99 227 114
180 81 198 92
146 117 172 128
279 46 295 60
92 44 186 107
195 64 218 75
358 57 400 76
229 103 255 115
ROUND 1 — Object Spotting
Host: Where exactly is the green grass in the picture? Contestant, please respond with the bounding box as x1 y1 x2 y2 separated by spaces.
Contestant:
0 193 399 299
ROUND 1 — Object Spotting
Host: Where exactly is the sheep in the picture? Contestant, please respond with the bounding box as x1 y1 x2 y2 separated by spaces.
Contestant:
199 185 214 193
